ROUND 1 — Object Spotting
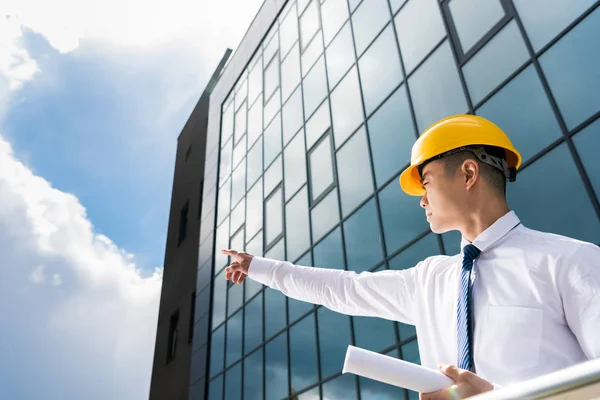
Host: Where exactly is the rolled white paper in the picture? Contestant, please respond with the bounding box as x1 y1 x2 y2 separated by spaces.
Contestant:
342 345 454 393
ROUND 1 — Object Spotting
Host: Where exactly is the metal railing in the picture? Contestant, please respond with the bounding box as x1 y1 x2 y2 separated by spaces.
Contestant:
472 358 600 399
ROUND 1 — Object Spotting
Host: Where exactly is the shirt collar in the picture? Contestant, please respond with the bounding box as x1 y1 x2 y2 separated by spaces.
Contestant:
460 210 521 253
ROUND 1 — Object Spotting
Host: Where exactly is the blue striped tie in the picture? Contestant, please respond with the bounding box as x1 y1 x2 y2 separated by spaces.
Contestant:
457 244 481 371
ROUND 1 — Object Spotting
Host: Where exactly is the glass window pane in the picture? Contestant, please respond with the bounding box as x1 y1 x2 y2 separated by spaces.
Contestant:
264 30 279 65
265 155 283 196
289 251 314 322
280 5 299 58
290 313 319 391
265 187 284 246
311 188 340 243
507 143 600 244
336 127 374 216
286 187 311 262
389 0 407 14
463 21 529 105
476 65 562 163
389 232 439 270
323 373 358 398
300 0 320 50
298 0 311 14
303 57 328 119
449 0 505 53
367 85 415 188
244 350 263 400
222 104 234 145
218 178 231 225
234 102 247 144
213 270 228 328
227 277 244 319
409 41 468 133
282 43 302 103
331 66 364 147
358 24 403 115
215 218 230 274
317 307 353 379
264 114 282 169
246 178 263 242
297 387 319 399
208 375 223 400
379 178 429 254
245 294 263 354
352 0 391 56
266 236 286 260
309 134 334 202
264 57 281 101
395 0 446 73
246 228 263 256
264 88 282 128
326 22 356 90
210 325 225 377
301 30 325 77
442 230 462 256
284 132 308 202
230 214 244 251
402 339 421 364
539 8 600 130
314 227 344 269
282 87 305 146
265 288 287 339
305 99 331 150
514 0 596 51
226 311 243 366
354 307 396 353
344 198 384 273
321 0 349 46
573 118 600 203
220 138 233 187
360 350 406 400
247 96 263 148
265 332 289 400
231 159 246 208
233 134 247 170
248 58 263 106
247 137 263 190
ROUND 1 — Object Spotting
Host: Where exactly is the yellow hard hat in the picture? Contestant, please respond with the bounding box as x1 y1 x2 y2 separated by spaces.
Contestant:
399 114 522 196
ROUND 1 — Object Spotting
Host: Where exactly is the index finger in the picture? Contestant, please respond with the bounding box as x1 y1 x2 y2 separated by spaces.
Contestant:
221 249 243 261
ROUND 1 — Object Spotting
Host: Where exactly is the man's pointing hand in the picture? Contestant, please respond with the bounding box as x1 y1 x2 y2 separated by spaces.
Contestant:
221 249 254 284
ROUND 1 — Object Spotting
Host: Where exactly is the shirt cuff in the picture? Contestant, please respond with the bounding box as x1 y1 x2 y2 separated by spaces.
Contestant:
248 256 279 286
492 382 502 390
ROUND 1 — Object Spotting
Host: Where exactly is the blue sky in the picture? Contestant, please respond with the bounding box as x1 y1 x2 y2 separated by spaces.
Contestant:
0 0 263 398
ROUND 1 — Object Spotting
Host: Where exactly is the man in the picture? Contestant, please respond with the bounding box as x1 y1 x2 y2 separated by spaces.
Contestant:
222 115 600 399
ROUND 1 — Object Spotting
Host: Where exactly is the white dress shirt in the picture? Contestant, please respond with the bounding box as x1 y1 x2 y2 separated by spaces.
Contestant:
247 211 600 386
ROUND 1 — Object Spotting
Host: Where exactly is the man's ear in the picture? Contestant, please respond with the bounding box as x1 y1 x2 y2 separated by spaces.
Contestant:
462 159 479 190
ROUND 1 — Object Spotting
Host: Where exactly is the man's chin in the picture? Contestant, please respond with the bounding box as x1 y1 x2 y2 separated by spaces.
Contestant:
428 222 450 235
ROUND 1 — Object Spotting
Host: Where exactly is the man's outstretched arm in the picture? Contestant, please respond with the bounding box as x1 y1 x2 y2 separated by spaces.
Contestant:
222 249 418 324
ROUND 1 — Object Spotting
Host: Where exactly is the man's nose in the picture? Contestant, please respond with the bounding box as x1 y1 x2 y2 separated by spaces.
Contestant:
420 192 428 209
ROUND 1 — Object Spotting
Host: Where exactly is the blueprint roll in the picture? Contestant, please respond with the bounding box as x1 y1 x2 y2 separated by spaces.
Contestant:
342 345 454 393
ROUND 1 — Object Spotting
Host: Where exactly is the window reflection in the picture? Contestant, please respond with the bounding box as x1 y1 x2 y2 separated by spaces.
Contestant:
265 332 289 400
449 0 505 54
358 24 403 115
208 375 223 400
300 0 320 50
265 287 287 339
314 227 344 269
336 126 374 216
230 199 245 234
212 269 227 329
280 3 299 59
215 218 230 273
573 118 600 205
476 65 562 163
248 57 263 106
231 159 246 208
302 30 325 77
507 143 600 243
246 178 263 242
234 102 247 145
282 86 305 146
344 198 384 273
265 187 283 246
330 67 364 147
317 306 353 379
322 372 357 399
282 43 302 103
352 0 391 56
311 188 340 243
290 313 319 392
367 84 415 187
210 324 225 377
246 137 263 189
227 277 243 318
247 97 263 148
264 114 282 169
226 313 243 365
321 0 349 46
309 133 335 202
284 132 308 201
286 187 311 262
222 104 234 145
379 178 429 255
244 293 263 354
303 57 328 120
264 56 280 101
305 100 331 150
394 0 446 73
244 349 263 400
326 22 356 90
265 155 283 197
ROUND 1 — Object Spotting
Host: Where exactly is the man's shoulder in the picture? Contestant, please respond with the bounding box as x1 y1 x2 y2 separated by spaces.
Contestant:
511 225 600 261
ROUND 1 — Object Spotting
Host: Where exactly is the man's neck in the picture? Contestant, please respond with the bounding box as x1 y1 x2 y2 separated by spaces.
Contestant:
461 201 510 243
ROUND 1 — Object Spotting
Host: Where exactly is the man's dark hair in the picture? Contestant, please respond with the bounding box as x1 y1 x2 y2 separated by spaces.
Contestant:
440 146 507 196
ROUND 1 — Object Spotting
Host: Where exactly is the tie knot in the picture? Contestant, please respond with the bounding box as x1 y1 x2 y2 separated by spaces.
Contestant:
463 244 481 261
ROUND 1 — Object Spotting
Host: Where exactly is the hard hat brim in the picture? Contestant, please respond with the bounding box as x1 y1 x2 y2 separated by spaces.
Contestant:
399 165 425 196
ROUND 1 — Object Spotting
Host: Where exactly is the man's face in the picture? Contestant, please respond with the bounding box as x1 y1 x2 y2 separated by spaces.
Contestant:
419 159 467 234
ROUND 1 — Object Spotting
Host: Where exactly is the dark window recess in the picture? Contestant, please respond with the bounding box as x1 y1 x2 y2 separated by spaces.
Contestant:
189 291 196 344
167 309 180 363
178 202 189 246
185 145 192 161
197 181 204 220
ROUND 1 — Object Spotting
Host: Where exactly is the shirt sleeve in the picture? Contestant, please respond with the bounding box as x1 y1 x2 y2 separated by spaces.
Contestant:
248 256 419 324
559 242 600 359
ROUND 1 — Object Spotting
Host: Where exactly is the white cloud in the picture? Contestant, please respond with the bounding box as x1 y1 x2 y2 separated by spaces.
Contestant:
0 134 163 399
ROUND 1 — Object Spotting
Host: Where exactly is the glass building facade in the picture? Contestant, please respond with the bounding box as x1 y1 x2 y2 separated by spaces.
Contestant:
191 0 600 399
